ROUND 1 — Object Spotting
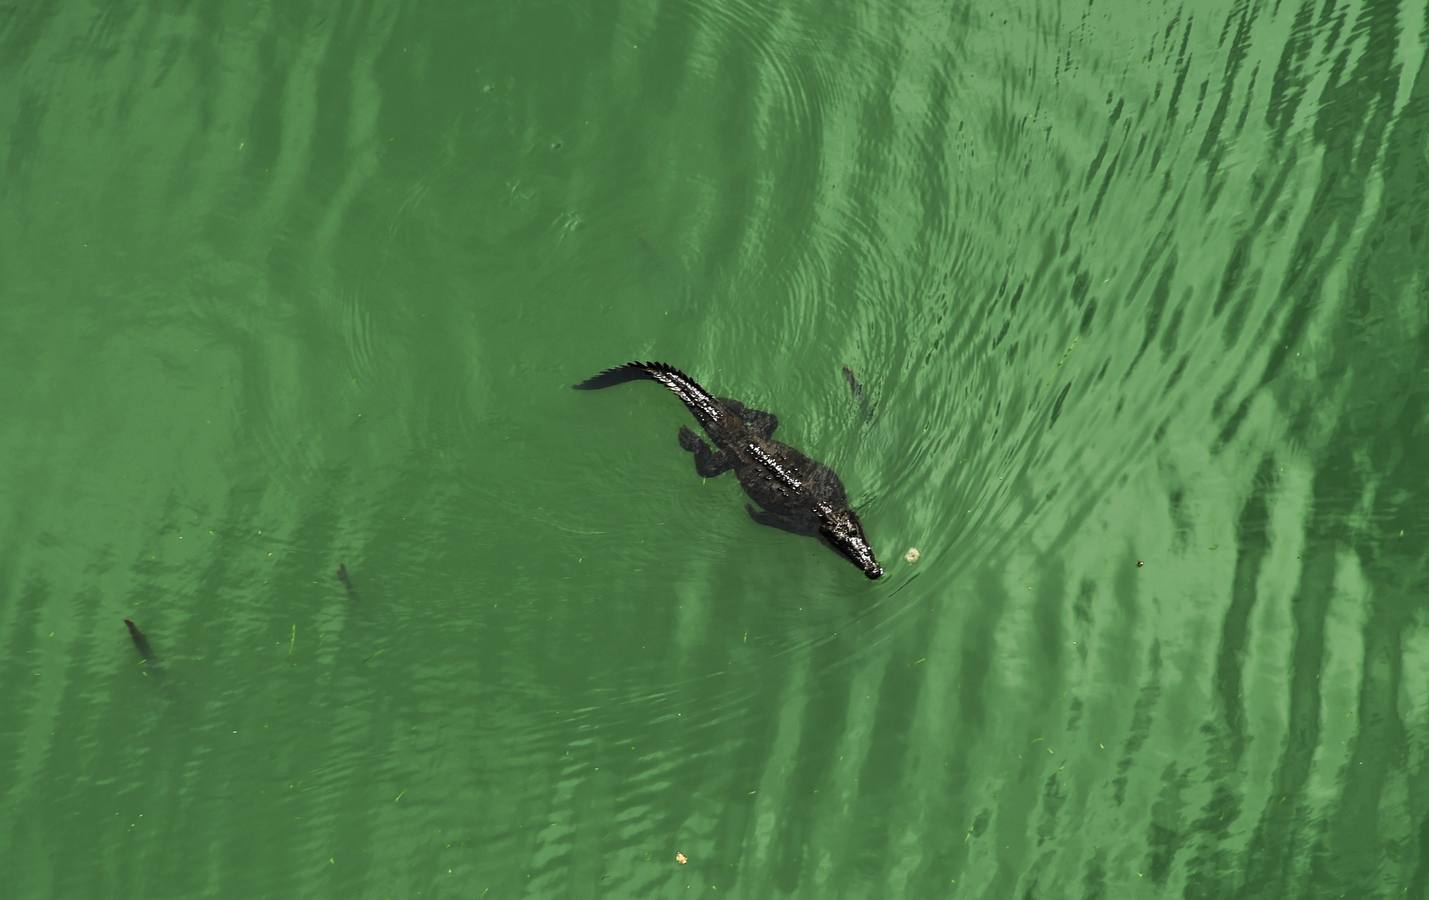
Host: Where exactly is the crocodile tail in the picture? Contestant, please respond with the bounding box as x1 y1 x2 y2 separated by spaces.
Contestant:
573 361 723 428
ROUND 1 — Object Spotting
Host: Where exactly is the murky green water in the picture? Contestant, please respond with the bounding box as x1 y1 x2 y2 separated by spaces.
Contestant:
2 1 1427 897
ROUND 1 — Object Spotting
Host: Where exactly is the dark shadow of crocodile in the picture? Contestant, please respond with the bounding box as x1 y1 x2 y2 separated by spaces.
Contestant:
574 361 883 579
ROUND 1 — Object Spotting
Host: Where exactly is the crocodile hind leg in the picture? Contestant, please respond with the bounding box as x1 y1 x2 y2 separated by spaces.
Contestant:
745 504 817 535
720 397 779 437
678 426 734 477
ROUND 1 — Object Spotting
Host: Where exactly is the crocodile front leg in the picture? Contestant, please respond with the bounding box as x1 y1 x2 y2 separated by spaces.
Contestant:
745 504 817 535
678 426 734 477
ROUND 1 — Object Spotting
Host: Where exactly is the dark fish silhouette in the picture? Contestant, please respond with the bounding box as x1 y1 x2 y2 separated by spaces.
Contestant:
336 563 357 598
574 361 882 579
841 365 874 423
123 618 157 665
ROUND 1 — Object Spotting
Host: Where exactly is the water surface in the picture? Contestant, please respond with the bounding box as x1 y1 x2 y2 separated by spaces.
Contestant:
2 0 1427 897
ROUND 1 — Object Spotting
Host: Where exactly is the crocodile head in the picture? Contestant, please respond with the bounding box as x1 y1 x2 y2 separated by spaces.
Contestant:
817 503 883 579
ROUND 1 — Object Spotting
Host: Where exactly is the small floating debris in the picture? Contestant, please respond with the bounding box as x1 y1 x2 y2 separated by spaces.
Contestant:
674 851 688 865
1136 560 1144 568
904 547 921 563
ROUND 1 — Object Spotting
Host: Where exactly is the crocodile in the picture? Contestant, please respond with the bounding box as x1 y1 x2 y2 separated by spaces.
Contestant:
573 361 883 579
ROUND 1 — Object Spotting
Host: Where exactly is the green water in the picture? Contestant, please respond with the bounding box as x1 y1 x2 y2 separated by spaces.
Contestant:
2 1 1427 897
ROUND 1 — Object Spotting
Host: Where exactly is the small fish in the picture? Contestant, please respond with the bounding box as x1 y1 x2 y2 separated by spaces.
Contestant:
124 618 157 664
336 562 357 598
841 365 874 423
